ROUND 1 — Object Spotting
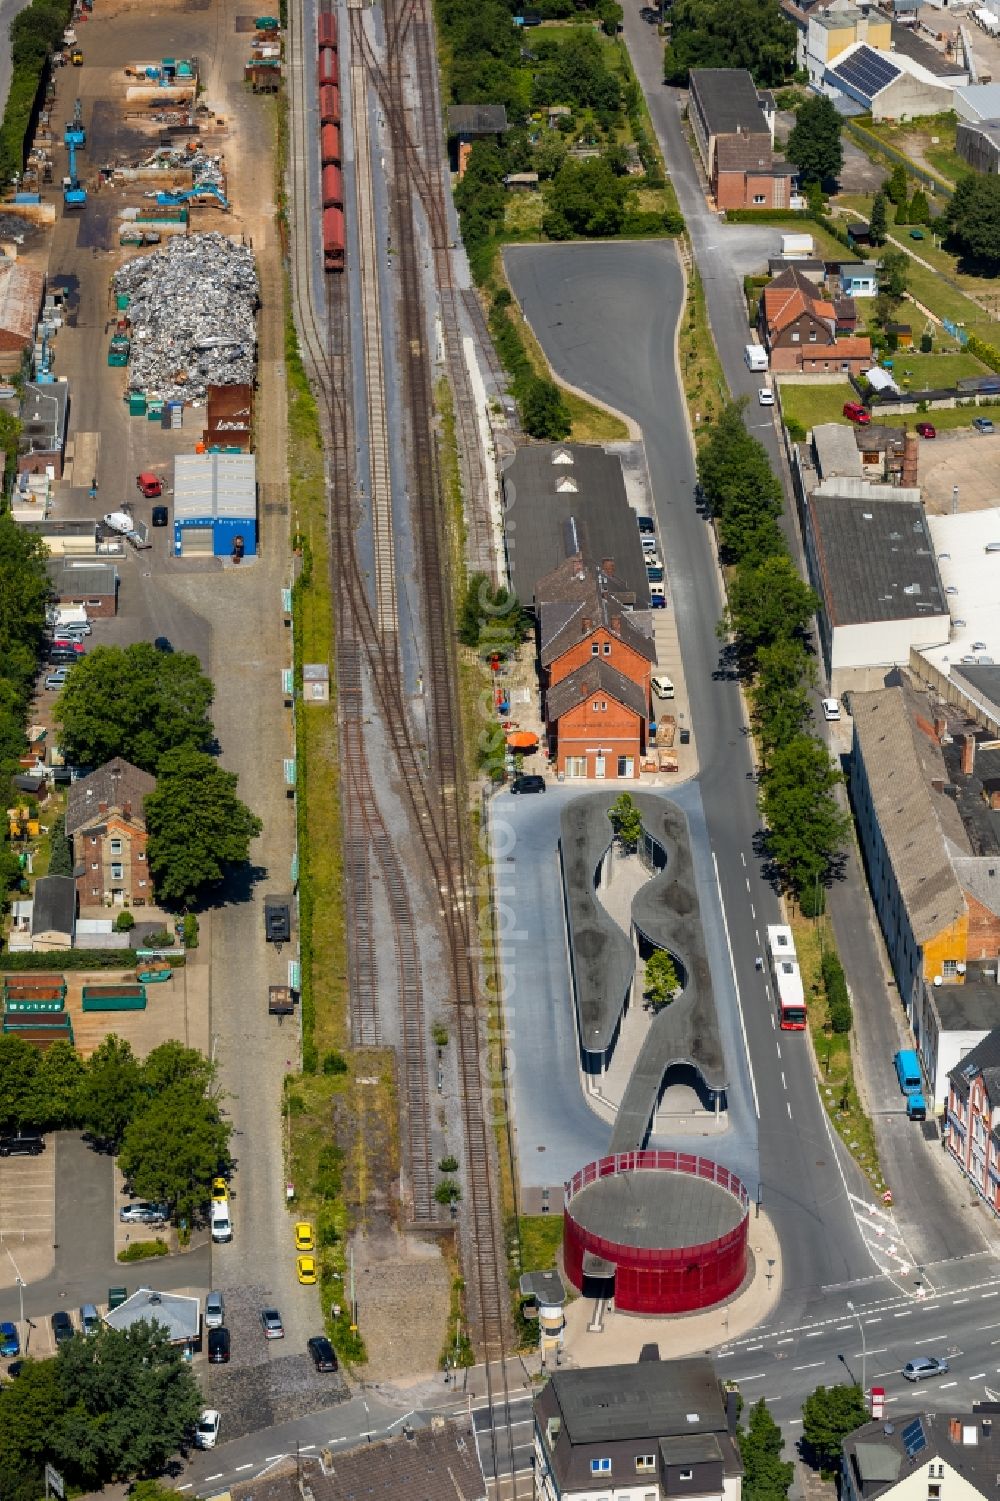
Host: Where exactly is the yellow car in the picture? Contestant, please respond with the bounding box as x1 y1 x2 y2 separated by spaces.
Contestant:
296 1255 317 1285
294 1221 314 1252
211 1177 229 1203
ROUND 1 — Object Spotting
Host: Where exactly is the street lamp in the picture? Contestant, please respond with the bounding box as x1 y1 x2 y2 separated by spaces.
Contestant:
847 1300 867 1401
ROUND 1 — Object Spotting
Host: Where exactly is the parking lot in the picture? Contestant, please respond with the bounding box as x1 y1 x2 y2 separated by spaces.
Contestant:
913 426 1000 514
0 1145 56 1289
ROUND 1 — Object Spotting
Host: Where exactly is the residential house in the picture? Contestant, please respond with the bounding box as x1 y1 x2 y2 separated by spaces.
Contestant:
842 1407 1000 1501
760 266 872 373
835 262 879 298
226 1423 486 1501
947 1028 1000 1215
915 964 1000 1109
65 757 157 911
687 69 793 210
30 874 75 951
538 554 656 780
533 1354 743 1501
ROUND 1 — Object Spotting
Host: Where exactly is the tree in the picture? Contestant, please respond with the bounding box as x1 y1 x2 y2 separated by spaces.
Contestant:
886 162 908 207
144 745 262 906
758 734 850 899
945 172 1000 268
78 1035 143 1148
802 1383 868 1474
38 1042 85 1129
47 814 72 877
869 190 888 246
119 1085 230 1225
596 0 623 34
725 556 819 670
521 378 572 441
697 402 785 564
0 1034 41 1129
533 130 568 180
542 157 632 240
55 1322 201 1483
0 1356 64 1501
879 246 909 303
609 791 644 849
645 948 679 1010
0 513 51 705
786 94 843 185
740 1398 793 1501
141 1039 216 1101
751 638 815 763
54 643 214 773
663 0 795 86
908 189 929 226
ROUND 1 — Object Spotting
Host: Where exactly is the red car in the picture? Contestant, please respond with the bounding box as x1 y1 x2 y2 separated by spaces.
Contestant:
916 421 937 439
843 401 871 425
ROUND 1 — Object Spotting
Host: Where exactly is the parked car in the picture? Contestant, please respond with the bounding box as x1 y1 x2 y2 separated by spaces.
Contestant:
79 1304 99 1336
510 775 545 794
821 697 841 722
640 534 659 553
54 619 90 635
49 636 85 653
205 1291 225 1329
642 553 662 572
103 511 135 535
195 1409 221 1449
151 505 169 527
260 1307 284 1339
843 401 870 425
646 565 664 583
43 671 69 692
915 421 936 439
48 646 84 665
296 1255 318 1286
758 387 774 407
211 1177 229 1203
294 1221 315 1252
307 1335 338 1372
207 1327 231 1364
974 417 995 434
649 594 667 609
636 514 655 534
119 1201 168 1224
903 1356 949 1381
136 471 163 498
909 228 925 240
51 1310 73 1345
0 1132 44 1157
0 1322 19 1357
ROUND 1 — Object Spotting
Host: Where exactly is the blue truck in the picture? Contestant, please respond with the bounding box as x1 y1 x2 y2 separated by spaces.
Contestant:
894 1048 927 1121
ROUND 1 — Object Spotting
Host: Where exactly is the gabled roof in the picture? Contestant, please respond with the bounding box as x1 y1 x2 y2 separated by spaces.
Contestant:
104 1288 200 1343
762 278 836 336
66 758 157 836
546 658 648 723
948 1025 1000 1100
538 555 656 667
30 875 75 937
689 69 770 137
716 137 793 174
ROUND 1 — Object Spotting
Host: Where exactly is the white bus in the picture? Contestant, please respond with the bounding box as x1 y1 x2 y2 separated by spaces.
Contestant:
766 924 806 1030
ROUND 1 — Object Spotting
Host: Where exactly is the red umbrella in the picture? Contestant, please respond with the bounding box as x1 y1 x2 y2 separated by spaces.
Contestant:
506 731 539 751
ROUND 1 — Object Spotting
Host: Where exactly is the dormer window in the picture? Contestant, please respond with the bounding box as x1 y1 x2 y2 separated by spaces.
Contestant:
591 1458 612 1475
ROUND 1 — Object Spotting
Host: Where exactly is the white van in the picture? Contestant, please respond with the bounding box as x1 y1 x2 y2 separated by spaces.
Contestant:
210 1201 232 1243
745 344 768 372
652 675 675 700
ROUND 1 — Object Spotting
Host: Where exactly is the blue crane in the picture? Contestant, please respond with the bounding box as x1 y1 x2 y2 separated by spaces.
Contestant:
63 139 86 208
64 99 84 149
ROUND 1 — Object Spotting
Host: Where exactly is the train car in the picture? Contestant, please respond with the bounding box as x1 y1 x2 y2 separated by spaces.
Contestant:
319 85 341 127
321 163 344 209
323 205 345 272
320 121 341 165
317 10 338 50
318 47 338 87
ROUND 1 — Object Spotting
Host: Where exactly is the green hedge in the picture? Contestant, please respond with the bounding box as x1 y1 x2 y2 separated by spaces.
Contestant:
966 333 1000 375
0 949 183 971
821 949 852 1035
117 1238 169 1262
0 0 73 185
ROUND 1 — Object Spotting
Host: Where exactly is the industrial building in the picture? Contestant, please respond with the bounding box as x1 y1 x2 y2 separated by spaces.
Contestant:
687 69 794 209
172 451 257 557
46 558 119 617
820 41 964 120
18 379 69 479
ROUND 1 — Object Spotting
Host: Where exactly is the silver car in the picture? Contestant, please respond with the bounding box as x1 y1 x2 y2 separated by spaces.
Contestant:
204 1291 225 1329
903 1356 949 1381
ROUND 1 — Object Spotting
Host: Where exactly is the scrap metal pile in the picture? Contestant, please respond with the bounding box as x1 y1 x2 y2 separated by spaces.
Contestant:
112 233 257 403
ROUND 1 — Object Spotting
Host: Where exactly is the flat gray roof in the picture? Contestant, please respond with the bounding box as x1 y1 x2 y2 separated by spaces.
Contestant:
174 452 256 522
559 796 635 1060
46 558 118 597
569 1166 743 1250
931 981 1000 1032
808 492 948 626
689 69 769 137
542 1357 727 1446
813 422 863 480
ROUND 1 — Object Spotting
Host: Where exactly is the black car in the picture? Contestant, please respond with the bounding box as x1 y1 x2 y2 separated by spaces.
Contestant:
0 1133 44 1157
637 514 655 534
151 505 168 527
307 1336 338 1372
51 1310 73 1344
510 775 545 794
48 646 82 664
207 1327 231 1364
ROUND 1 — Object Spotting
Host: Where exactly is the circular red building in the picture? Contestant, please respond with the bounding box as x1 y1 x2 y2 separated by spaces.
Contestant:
563 1150 750 1314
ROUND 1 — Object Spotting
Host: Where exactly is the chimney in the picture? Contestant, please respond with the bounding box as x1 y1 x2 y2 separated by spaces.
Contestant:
934 715 947 740
902 429 919 487
931 777 944 794
581 617 593 635
601 557 615 577
123 801 132 819
962 733 976 777
611 615 621 634
98 801 108 814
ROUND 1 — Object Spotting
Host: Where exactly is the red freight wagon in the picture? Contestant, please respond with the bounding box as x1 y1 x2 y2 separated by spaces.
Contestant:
322 163 344 208
319 85 341 127
317 10 338 50
323 206 345 272
317 47 338 87
320 121 341 165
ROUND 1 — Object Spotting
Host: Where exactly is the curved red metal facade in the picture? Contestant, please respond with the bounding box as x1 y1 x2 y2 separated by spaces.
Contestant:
563 1150 750 1314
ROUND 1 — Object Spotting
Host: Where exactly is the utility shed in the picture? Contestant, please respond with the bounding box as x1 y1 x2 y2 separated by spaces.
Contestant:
173 451 257 558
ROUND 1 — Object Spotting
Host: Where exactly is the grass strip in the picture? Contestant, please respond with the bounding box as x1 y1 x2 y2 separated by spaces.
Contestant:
678 258 729 441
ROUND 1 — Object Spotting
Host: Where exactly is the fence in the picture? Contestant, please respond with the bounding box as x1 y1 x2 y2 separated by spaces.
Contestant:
844 119 954 201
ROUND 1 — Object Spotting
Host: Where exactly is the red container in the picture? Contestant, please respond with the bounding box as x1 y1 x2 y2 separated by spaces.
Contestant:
317 47 338 87
320 121 341 165
317 10 338 50
323 206 345 272
319 84 340 125
322 163 343 208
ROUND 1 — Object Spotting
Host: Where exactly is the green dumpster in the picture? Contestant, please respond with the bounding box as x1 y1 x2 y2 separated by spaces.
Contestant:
128 392 147 416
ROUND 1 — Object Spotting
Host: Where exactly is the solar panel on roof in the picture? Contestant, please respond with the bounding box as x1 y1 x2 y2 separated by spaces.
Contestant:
902 1418 926 1459
832 45 901 100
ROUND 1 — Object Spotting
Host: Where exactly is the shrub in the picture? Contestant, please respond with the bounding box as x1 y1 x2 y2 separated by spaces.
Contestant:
821 950 852 1034
435 1179 462 1204
117 1237 169 1262
785 417 806 442
322 1050 348 1075
316 1206 340 1247
315 1143 344 1201
182 912 199 949
919 333 933 354
115 910 136 933
438 1155 459 1173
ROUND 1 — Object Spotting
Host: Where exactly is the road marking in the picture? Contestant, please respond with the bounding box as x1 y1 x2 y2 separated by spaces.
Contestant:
970 1372 986 1379
939 1381 958 1389
777 1338 794 1345
265 1456 286 1462
806 1330 823 1337
787 1101 792 1118
982 1292 999 1299
893 1310 913 1318
734 1373 766 1381
177 1487 192 1492
746 877 751 892
747 1344 763 1351
953 1298 970 1305
714 850 759 1119
788 1419 802 1426
387 1409 417 1430
204 1475 223 1482
983 1322 1000 1330
912 1334 947 1345
741 851 747 866
301 1445 317 1452
235 1464 253 1472
866 1317 883 1324
792 1362 826 1371
781 1072 787 1090
771 1014 776 1030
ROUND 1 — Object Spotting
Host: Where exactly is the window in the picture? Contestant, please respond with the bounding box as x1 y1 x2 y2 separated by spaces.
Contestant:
809 329 817 341
600 700 607 711
753 193 765 204
91 862 99 871
680 1470 694 1481
91 836 98 846
791 331 800 342
943 960 958 978
111 863 124 882
593 701 600 712
603 642 611 656
110 838 122 856
636 1456 656 1473
137 852 145 862
928 1485 941 1498
138 879 146 888
590 1459 612 1475
592 643 600 656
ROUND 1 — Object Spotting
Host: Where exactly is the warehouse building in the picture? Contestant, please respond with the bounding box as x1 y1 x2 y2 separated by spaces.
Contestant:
46 558 119 617
173 452 257 558
0 260 44 372
821 41 962 120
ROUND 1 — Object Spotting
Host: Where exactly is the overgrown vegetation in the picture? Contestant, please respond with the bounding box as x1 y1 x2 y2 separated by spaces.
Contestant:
0 515 51 921
739 1398 793 1501
699 402 848 908
663 0 795 85
0 0 72 185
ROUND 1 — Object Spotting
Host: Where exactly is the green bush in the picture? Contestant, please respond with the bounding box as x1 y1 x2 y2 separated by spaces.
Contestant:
316 1207 340 1247
321 1050 348 1075
315 1143 344 1201
435 1178 462 1205
182 912 199 949
0 0 73 184
117 1238 169 1262
0 949 177 971
821 950 852 1034
115 911 136 933
920 332 933 354
967 333 1000 375
438 1155 459 1173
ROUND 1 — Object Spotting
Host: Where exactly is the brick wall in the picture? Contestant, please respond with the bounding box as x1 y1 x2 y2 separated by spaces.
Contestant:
552 699 643 779
548 628 651 699
75 813 152 908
